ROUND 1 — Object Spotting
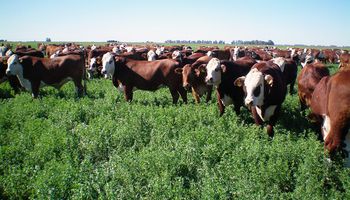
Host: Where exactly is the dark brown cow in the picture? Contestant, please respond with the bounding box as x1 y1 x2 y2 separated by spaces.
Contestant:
309 70 350 166
101 52 187 103
234 61 287 136
211 49 231 60
204 57 256 116
6 54 86 98
15 49 45 58
0 57 23 93
252 49 272 61
297 63 330 111
45 44 63 58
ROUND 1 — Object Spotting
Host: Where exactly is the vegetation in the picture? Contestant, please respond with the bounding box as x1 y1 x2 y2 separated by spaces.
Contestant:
0 61 349 199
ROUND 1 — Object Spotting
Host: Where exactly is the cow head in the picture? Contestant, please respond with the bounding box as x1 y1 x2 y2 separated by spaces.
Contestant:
6 54 23 76
271 57 286 72
101 52 115 78
234 67 273 109
175 64 195 90
172 50 182 60
205 58 225 86
147 50 157 61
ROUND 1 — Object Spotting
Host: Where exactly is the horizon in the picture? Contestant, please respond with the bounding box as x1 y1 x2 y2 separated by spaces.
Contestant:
2 0 350 46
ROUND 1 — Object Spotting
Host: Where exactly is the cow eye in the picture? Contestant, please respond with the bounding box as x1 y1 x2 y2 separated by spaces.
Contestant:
253 84 261 97
108 60 112 64
214 67 220 72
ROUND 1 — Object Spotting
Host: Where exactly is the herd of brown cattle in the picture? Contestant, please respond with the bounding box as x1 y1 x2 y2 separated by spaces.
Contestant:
0 42 349 166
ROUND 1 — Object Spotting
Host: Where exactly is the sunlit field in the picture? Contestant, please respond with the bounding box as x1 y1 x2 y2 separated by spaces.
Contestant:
0 43 349 199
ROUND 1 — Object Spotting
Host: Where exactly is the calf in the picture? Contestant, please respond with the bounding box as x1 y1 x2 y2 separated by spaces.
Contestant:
101 52 187 104
297 63 330 111
204 57 256 116
234 62 287 136
309 70 350 166
6 54 86 98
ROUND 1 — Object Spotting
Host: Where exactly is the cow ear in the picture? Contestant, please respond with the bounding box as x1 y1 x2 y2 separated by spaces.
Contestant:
19 59 23 63
221 64 226 73
265 75 273 87
198 64 206 73
174 68 183 74
234 76 245 87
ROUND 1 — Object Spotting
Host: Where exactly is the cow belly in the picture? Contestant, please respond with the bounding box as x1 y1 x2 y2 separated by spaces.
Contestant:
344 130 350 167
256 105 277 122
221 95 233 106
48 77 73 89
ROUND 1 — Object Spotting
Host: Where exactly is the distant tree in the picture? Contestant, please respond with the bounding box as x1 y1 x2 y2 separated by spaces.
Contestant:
46 37 51 42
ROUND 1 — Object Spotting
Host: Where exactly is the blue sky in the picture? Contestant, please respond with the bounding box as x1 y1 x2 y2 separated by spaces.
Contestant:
2 0 350 46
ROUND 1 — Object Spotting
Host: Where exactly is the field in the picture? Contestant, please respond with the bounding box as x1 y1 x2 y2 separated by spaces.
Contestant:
1 44 350 199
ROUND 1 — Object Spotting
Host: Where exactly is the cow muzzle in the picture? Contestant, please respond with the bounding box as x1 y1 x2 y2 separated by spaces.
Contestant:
245 98 253 110
101 70 107 75
6 70 12 75
183 83 191 91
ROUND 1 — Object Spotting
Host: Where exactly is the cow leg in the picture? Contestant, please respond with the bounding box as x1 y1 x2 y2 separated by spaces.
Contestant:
289 81 295 95
251 106 263 126
124 85 133 102
266 106 282 137
216 90 225 116
169 88 180 104
31 80 40 98
191 87 200 104
73 78 84 97
178 87 187 104
205 85 213 103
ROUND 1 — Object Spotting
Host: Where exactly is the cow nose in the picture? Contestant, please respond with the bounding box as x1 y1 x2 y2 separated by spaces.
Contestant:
101 70 107 75
245 98 253 107
183 83 191 90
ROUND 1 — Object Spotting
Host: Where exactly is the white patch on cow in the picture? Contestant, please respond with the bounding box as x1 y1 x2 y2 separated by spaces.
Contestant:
233 46 239 61
125 46 134 52
5 49 13 56
112 46 120 54
6 55 32 92
205 58 221 86
256 105 277 122
172 50 181 60
243 68 265 107
101 52 115 78
155 47 164 56
221 95 233 106
322 115 331 141
206 51 213 57
62 47 69 54
91 45 97 51
301 54 314 68
290 49 296 58
344 130 350 167
147 50 156 61
271 57 286 72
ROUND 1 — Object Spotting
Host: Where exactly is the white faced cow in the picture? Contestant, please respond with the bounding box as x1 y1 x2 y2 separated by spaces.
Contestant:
234 62 287 137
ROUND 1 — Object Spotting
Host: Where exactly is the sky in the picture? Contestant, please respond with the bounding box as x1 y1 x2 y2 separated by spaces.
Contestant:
1 0 350 46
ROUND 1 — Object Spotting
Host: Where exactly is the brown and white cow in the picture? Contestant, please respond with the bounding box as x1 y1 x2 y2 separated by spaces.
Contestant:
234 61 287 136
101 52 187 104
297 63 330 111
6 54 86 98
204 57 256 116
0 57 23 93
174 55 213 104
309 70 350 166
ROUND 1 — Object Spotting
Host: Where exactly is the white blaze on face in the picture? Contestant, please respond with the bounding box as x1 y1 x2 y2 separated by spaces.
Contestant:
243 68 265 107
101 52 115 78
91 45 97 50
271 57 286 72
112 46 120 54
125 46 134 52
6 54 32 92
147 50 156 61
89 57 97 71
172 50 181 60
206 51 213 57
290 49 296 58
302 54 314 67
233 47 239 61
155 47 163 56
5 49 13 57
205 58 221 86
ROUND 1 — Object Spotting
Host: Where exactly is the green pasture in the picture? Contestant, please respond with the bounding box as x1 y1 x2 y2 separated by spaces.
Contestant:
0 60 349 199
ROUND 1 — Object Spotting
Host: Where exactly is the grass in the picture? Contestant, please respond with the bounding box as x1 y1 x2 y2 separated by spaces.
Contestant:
0 61 349 199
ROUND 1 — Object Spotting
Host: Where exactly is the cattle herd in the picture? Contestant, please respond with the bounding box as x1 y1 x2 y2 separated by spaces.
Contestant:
0 42 350 166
